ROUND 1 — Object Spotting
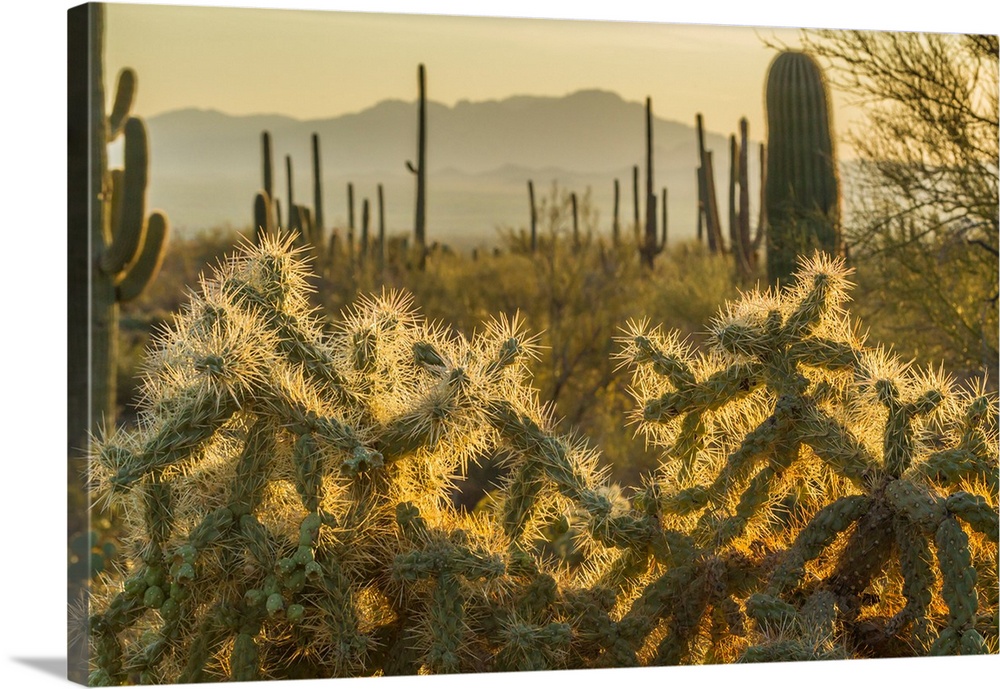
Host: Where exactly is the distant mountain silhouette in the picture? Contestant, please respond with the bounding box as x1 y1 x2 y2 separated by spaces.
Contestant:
138 89 760 249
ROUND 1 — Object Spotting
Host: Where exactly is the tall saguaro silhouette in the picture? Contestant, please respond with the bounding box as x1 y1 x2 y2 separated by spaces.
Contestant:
406 63 428 269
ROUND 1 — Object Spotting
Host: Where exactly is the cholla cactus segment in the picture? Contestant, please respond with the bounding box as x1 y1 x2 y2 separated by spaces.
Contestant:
768 494 870 593
946 492 999 542
936 517 979 631
889 514 936 646
742 590 847 663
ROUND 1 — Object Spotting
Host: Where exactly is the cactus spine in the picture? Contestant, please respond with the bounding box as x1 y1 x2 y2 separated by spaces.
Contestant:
406 63 428 270
86 4 168 431
764 51 841 285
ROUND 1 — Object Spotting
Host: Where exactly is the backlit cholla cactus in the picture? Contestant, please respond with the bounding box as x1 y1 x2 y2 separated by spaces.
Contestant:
87 234 610 683
618 253 998 660
88 239 997 685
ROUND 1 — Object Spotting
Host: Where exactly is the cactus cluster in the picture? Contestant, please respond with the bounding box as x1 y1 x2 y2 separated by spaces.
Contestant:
254 132 325 261
88 237 997 683
695 113 726 255
697 114 764 281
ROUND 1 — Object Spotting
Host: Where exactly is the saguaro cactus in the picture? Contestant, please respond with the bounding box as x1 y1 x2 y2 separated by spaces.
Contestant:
661 187 668 249
85 5 169 432
696 169 704 244
262 131 273 202
528 180 538 253
571 191 580 249
696 113 725 254
346 182 356 263
764 50 841 285
360 198 370 262
612 178 621 247
632 165 640 239
253 191 274 242
729 122 754 280
285 154 297 231
253 131 277 242
406 63 428 270
640 98 665 268
312 133 324 236
377 184 386 272
253 132 280 242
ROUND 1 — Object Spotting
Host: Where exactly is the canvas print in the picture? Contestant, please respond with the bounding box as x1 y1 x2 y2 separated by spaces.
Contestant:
67 2 999 685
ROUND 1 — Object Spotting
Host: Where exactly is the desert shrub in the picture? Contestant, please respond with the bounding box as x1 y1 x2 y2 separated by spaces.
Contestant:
87 237 997 683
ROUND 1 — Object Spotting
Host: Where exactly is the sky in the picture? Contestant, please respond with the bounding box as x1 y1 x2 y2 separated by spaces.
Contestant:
102 2 850 158
99 1 999 163
104 4 809 142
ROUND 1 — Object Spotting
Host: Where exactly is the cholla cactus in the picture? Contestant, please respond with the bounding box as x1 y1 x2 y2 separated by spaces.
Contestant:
88 233 584 682
618 252 998 659
88 240 997 684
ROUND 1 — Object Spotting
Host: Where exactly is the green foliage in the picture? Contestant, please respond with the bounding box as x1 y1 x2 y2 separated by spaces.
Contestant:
797 31 997 385
88 238 997 683
763 51 840 285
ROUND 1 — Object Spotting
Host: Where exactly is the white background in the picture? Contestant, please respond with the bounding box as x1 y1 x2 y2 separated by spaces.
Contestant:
2 0 998 687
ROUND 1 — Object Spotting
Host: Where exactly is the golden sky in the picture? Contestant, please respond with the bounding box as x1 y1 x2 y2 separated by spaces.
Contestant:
102 0 997 161
103 3 831 151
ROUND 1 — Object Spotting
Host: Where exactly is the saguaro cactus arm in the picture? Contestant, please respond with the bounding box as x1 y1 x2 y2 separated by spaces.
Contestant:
116 212 168 303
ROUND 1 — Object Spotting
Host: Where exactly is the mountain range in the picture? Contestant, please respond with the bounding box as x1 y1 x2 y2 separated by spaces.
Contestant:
132 89 762 250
